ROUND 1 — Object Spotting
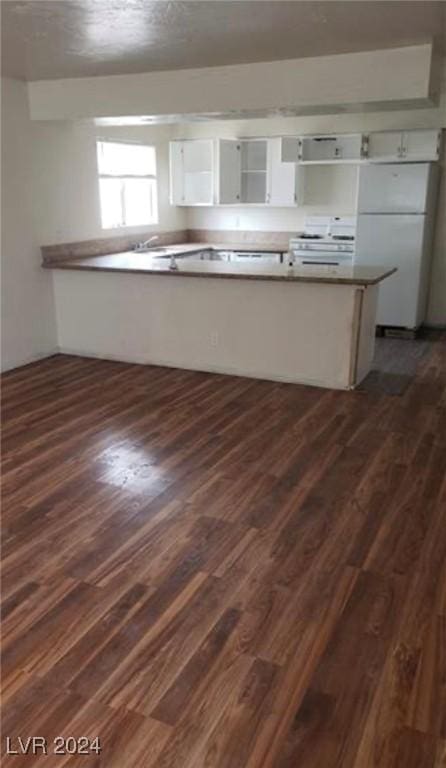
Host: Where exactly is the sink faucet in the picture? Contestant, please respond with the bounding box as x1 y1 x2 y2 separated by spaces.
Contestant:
134 235 159 251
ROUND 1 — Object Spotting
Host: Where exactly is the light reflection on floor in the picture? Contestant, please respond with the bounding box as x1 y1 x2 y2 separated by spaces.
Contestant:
97 442 167 493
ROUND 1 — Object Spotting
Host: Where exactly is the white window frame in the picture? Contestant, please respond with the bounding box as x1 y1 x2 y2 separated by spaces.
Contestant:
97 139 158 229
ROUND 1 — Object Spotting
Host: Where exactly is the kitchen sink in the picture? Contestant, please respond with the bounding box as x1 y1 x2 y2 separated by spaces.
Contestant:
154 249 215 260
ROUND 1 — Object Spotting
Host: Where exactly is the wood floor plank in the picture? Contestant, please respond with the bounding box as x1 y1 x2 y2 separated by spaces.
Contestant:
406 614 446 739
198 657 280 768
349 496 446 768
272 570 406 768
434 739 446 768
1 334 445 767
151 607 242 726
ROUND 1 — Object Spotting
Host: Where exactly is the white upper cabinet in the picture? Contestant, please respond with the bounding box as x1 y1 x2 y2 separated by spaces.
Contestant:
300 134 364 163
366 132 403 162
281 130 440 165
182 140 213 173
169 141 184 205
240 140 268 204
281 135 364 164
170 130 441 207
366 130 441 162
217 140 242 204
217 138 302 206
169 139 214 205
401 130 441 161
268 138 303 206
281 137 300 163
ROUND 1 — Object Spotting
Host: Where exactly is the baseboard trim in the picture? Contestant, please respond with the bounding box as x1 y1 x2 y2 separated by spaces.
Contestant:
422 323 446 330
56 346 348 390
1 348 60 373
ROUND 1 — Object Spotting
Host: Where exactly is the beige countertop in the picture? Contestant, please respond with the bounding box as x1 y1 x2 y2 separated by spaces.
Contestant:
44 245 396 286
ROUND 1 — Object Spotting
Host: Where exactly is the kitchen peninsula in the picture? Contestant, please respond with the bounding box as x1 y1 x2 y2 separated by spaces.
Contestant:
45 248 395 390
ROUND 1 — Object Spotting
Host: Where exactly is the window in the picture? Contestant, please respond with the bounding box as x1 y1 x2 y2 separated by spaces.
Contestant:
96 140 158 229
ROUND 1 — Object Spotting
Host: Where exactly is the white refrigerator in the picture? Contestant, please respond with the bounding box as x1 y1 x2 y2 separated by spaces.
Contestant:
355 163 439 329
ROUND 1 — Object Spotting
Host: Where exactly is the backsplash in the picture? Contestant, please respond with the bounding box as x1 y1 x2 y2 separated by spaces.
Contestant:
41 228 295 263
41 229 188 264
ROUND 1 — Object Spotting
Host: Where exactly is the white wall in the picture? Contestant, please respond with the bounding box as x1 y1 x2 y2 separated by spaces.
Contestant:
31 121 186 246
1 81 187 371
1 78 57 371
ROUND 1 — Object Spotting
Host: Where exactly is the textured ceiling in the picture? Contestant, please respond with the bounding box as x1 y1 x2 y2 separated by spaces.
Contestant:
1 0 445 82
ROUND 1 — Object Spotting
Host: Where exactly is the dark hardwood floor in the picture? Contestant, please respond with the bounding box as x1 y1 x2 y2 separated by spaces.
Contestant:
1 335 445 767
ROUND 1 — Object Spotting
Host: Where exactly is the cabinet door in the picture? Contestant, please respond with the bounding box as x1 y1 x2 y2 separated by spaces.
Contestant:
170 140 214 205
268 138 299 206
183 172 213 205
367 132 403 161
218 140 241 204
335 134 363 161
300 137 340 162
241 173 267 204
183 140 214 204
183 140 213 172
240 140 268 204
401 130 440 161
281 137 300 163
241 140 268 171
169 141 185 205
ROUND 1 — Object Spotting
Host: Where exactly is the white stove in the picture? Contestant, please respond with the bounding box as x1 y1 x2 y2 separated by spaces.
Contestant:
289 216 356 266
